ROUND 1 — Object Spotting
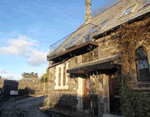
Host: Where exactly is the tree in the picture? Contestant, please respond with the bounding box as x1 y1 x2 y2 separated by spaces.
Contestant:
40 70 49 83
21 72 38 78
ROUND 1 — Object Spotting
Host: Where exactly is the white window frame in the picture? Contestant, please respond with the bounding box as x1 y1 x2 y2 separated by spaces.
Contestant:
54 63 69 89
120 4 138 17
121 6 134 17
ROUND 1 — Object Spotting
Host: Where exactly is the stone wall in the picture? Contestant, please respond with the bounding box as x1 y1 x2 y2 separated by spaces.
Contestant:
18 78 50 95
0 79 48 95
47 18 150 116
18 81 35 90
48 60 79 109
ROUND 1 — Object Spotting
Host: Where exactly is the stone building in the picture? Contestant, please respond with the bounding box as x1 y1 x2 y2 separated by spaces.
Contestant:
47 0 150 116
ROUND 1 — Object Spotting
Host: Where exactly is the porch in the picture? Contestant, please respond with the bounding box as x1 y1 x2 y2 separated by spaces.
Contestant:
67 54 121 116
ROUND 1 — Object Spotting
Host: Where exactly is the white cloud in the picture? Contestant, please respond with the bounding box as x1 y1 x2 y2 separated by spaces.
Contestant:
0 68 16 80
0 68 7 74
0 36 49 66
0 68 20 80
28 50 48 67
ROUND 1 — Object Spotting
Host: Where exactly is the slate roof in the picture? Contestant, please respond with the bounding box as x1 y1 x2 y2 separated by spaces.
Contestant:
48 0 150 60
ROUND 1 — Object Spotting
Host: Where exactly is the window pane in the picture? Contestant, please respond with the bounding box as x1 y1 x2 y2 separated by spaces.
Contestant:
89 28 98 33
137 60 149 69
100 20 108 27
84 34 90 42
59 68 61 86
64 34 82 50
121 6 134 16
136 47 150 81
136 47 147 58
63 65 66 86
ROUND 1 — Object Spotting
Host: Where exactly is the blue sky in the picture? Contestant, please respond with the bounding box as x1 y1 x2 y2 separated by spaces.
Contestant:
0 0 117 80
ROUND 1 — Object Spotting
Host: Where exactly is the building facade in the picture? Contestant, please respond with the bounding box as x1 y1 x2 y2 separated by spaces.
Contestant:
47 0 150 116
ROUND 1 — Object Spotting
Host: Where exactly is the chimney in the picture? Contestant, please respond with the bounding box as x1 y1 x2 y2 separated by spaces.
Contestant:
85 0 92 24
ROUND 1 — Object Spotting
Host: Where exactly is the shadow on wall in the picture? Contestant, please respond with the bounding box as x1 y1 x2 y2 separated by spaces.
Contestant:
0 80 35 97
43 93 101 117
3 80 18 95
18 87 35 96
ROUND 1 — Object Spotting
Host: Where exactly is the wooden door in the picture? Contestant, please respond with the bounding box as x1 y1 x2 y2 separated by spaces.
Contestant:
83 79 91 110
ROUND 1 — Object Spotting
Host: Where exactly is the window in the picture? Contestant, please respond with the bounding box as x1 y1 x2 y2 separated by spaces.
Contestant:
64 34 82 50
147 0 150 3
136 47 150 81
89 28 98 33
121 6 134 17
143 0 150 8
63 64 66 86
84 34 90 42
100 20 108 27
84 28 99 42
55 63 68 89
58 68 61 86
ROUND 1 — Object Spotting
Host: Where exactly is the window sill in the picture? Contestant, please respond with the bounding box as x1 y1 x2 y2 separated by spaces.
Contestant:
132 81 150 91
54 85 68 90
48 89 76 91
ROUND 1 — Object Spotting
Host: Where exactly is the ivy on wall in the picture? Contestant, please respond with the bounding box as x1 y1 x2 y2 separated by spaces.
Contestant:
116 17 150 73
117 74 150 117
114 17 150 116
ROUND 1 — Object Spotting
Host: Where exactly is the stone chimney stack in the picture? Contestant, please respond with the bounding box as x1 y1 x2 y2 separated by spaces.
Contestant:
85 0 92 24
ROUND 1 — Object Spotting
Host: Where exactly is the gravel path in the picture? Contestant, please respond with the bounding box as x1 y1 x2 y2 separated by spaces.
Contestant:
1 95 49 117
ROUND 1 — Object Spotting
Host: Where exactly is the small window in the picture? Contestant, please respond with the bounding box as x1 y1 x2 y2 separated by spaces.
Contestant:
121 6 134 17
136 47 150 81
89 28 98 33
100 20 108 27
84 34 90 42
143 0 150 8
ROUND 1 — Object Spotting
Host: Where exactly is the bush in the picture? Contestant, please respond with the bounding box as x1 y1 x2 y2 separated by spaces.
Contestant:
40 69 49 83
117 74 150 117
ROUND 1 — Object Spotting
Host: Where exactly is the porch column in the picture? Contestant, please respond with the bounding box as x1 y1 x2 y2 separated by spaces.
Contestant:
77 77 84 110
102 74 110 114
